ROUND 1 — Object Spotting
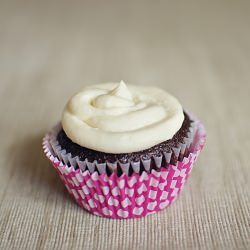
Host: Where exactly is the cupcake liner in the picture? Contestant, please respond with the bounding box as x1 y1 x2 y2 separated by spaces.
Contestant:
43 116 206 219
48 117 197 176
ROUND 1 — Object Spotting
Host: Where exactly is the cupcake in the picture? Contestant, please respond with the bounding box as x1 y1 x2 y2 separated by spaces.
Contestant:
43 81 206 219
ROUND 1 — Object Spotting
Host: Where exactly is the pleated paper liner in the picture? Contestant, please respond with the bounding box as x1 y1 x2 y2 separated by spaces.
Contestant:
43 116 206 219
47 117 197 176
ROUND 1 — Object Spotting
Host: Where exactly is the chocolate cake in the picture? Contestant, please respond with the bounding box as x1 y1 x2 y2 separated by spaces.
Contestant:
56 112 193 174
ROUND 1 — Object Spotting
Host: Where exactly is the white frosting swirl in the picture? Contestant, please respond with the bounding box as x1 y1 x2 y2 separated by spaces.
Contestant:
62 81 184 153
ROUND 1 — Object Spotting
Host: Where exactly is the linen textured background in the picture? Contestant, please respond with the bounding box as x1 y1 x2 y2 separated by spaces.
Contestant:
0 1 249 249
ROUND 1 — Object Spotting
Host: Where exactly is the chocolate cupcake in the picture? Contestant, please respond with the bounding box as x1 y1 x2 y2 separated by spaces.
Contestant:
43 81 206 219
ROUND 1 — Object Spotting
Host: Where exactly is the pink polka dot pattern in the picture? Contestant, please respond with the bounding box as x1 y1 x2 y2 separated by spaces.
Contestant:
43 120 206 219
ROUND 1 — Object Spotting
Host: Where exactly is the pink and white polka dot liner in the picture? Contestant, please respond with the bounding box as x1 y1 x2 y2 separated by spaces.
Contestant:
43 119 206 219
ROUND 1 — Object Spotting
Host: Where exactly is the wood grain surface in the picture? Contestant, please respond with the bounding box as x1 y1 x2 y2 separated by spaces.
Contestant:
0 1 249 249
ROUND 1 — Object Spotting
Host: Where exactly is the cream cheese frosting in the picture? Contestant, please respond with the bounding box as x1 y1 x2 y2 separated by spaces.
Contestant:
62 81 184 153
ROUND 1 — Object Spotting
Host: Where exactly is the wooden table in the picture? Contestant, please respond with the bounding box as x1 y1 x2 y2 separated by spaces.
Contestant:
0 1 249 249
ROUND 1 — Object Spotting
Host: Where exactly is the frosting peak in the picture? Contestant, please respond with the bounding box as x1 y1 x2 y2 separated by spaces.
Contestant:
62 82 184 153
110 80 133 101
94 81 134 109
